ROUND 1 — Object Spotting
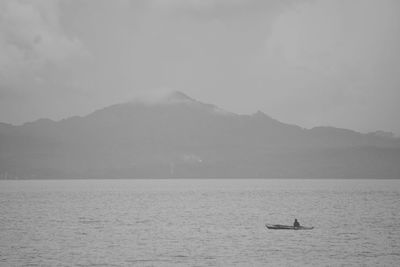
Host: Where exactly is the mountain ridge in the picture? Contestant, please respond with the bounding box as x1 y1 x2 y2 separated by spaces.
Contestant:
2 91 397 138
1 91 399 179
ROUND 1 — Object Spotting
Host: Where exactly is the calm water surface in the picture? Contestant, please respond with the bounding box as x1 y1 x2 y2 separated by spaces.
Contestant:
1 179 400 266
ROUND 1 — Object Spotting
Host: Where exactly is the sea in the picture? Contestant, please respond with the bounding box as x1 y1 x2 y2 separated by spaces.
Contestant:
1 179 400 266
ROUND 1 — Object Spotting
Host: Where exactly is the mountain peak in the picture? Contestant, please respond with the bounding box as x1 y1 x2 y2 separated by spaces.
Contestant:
163 91 196 104
130 90 197 105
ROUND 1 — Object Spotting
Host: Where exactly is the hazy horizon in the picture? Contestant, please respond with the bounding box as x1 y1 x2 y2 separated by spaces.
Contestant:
1 0 400 135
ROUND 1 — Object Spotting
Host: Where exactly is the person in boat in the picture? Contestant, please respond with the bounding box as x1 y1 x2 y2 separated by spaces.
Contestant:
293 219 300 228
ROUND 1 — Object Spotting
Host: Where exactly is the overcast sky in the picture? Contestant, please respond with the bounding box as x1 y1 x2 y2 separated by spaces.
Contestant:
1 0 399 134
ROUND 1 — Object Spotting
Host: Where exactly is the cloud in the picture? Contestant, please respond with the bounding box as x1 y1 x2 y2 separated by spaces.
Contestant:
149 0 249 9
266 0 400 79
0 0 85 79
262 0 400 129
146 0 295 19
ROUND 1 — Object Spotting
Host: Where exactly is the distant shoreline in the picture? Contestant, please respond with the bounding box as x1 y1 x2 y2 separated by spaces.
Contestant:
1 177 398 180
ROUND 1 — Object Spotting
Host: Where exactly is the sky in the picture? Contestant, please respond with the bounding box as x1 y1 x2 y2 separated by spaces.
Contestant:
1 0 399 135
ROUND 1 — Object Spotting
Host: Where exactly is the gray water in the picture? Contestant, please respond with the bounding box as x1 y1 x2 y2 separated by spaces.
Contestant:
1 179 400 266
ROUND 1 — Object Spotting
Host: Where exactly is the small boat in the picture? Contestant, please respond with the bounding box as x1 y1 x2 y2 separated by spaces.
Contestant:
265 224 314 230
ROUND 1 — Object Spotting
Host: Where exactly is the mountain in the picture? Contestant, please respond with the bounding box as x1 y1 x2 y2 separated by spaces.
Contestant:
1 91 399 179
